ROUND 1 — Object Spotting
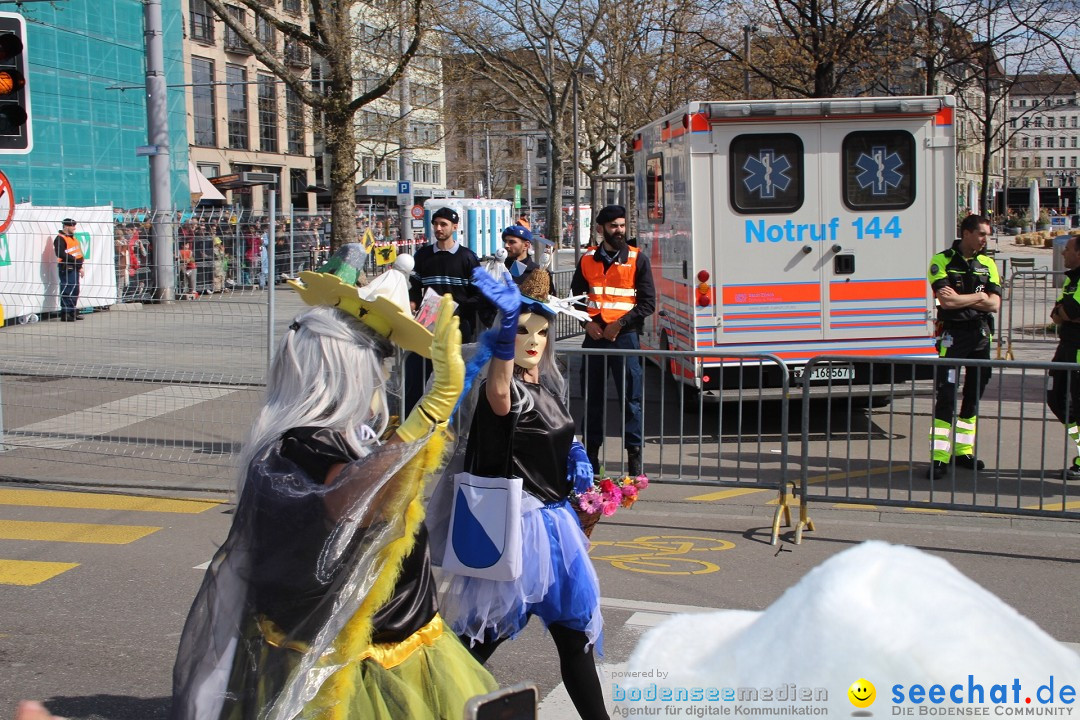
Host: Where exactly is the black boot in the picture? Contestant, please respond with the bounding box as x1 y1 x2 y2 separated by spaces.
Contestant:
586 446 601 478
627 446 642 477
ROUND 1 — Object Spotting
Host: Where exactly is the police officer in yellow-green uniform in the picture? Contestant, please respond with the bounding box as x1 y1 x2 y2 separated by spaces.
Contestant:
926 214 1001 479
1047 234 1080 481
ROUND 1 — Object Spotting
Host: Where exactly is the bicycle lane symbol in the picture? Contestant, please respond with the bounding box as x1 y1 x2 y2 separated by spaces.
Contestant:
588 535 735 575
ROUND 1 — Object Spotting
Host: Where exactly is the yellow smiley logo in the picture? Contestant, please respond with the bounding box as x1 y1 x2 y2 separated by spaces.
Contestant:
848 678 876 708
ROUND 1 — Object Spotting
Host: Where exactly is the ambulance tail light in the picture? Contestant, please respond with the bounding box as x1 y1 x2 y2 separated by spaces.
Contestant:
696 270 711 307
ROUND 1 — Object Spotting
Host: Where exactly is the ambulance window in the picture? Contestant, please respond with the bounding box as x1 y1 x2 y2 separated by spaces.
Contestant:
730 134 804 214
646 154 664 223
842 131 916 210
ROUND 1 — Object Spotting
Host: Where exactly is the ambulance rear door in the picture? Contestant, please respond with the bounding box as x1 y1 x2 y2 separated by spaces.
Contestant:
817 113 937 351
710 120 828 351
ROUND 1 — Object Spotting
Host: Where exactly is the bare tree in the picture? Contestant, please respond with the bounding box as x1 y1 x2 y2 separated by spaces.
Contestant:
942 0 1061 213
684 0 893 99
439 0 603 247
201 0 425 250
580 0 708 212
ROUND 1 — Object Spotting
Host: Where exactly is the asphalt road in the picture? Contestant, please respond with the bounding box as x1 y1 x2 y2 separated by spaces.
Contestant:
1 245 1077 718
0 482 1077 720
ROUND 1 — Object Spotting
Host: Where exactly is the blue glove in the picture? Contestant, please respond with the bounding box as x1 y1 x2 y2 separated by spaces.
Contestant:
472 267 520 361
568 440 595 493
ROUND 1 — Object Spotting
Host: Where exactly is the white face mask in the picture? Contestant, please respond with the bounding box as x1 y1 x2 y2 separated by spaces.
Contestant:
515 312 549 370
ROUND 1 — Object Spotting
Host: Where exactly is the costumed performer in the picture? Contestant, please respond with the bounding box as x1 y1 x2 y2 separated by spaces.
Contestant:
169 246 496 720
440 267 609 720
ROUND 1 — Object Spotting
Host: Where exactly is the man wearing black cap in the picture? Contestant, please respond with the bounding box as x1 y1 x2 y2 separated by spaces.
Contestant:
570 205 655 477
54 218 85 321
502 223 556 295
405 206 482 411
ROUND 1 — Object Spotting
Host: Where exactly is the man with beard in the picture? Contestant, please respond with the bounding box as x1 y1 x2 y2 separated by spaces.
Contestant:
503 223 556 295
571 205 655 477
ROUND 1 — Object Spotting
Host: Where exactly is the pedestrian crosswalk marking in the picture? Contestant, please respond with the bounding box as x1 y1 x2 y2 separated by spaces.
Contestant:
0 559 80 586
0 488 219 514
0 519 160 544
5 386 235 450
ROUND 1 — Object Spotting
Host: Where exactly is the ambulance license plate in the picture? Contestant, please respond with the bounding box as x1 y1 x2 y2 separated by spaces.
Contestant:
791 365 854 382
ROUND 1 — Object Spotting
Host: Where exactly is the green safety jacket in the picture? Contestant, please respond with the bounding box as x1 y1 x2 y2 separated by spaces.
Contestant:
1055 266 1080 347
927 242 1000 327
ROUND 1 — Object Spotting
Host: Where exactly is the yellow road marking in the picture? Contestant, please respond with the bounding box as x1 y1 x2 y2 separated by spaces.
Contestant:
0 559 80 585
0 520 160 544
1021 500 1080 511
589 535 733 575
0 489 219 514
685 487 765 502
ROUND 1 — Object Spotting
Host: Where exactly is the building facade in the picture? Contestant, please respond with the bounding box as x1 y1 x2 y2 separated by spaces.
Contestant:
329 17 450 229
182 0 316 214
3 1 190 209
442 56 595 240
1007 74 1080 196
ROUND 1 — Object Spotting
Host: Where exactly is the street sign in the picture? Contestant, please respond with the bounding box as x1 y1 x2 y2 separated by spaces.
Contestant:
411 204 424 220
0 169 13 234
360 228 376 252
514 184 521 209
410 219 424 229
135 145 159 157
398 181 411 195
242 172 277 185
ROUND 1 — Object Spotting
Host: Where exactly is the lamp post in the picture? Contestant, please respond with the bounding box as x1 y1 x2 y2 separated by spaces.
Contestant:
484 123 492 198
743 24 758 98
572 69 581 258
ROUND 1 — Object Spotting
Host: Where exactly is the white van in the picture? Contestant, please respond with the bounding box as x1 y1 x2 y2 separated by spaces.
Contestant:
633 96 957 398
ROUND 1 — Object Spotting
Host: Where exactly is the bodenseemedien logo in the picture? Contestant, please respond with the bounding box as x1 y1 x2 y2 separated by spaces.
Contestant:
849 678 876 715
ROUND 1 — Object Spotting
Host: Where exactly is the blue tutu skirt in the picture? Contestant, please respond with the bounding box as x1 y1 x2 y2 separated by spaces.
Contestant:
442 498 603 654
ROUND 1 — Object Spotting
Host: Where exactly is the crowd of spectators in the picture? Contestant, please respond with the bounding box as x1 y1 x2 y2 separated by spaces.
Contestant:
107 205 454 302
109 210 408 301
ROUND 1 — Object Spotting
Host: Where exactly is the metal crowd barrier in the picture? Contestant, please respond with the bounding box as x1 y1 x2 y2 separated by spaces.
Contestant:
6 250 1080 547
0 254 296 490
794 354 1080 543
1002 268 1062 357
557 346 794 544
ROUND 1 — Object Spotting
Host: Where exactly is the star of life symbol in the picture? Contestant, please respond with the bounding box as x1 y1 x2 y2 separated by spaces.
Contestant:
742 150 792 199
855 146 904 196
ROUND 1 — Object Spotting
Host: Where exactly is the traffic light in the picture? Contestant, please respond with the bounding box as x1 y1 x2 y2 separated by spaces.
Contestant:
0 12 30 154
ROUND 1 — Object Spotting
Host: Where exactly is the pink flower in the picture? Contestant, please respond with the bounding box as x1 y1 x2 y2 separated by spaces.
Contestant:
577 490 602 514
601 484 622 504
634 474 649 490
621 484 638 501
600 497 621 516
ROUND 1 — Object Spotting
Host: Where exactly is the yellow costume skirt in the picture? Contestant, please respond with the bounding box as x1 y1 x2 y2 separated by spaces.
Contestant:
226 614 497 720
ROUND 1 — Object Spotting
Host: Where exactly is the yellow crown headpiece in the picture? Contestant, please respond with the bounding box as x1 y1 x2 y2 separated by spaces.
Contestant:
287 244 434 358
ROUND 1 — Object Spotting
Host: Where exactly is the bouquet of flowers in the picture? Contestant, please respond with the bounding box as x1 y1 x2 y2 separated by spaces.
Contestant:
572 474 649 538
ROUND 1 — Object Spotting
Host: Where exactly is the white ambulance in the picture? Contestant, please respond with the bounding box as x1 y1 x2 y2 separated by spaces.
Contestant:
633 96 957 398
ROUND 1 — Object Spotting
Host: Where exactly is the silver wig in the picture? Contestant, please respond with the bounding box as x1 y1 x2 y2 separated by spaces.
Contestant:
237 304 394 493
